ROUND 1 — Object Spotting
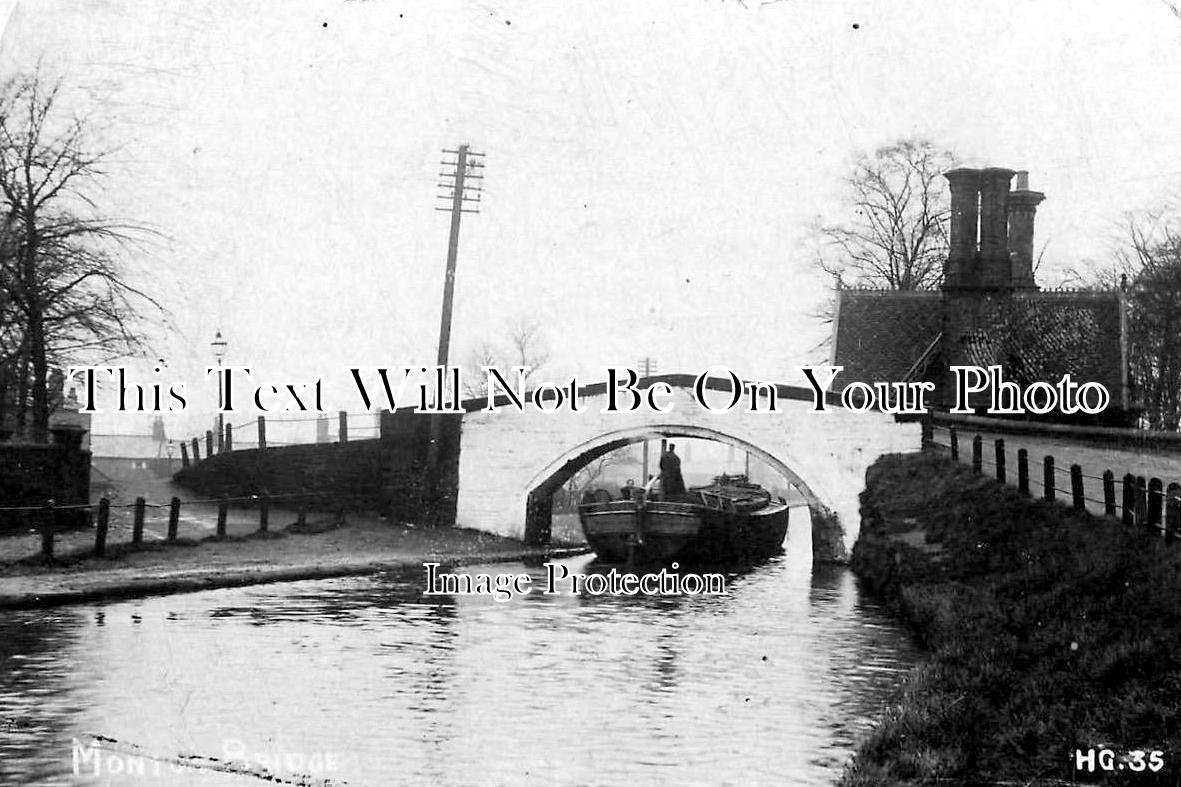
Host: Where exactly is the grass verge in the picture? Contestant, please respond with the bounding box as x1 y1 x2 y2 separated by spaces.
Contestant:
841 452 1181 786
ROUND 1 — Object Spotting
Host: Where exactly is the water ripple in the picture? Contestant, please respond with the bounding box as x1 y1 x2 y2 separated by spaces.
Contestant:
0 528 919 786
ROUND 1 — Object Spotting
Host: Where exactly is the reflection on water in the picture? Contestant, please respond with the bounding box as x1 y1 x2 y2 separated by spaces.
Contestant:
0 519 919 786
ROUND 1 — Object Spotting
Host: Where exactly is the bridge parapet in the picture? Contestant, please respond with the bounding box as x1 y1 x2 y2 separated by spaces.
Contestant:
452 382 920 561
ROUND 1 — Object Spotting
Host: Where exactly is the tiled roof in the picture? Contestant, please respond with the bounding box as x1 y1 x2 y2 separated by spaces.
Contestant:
947 292 1124 393
832 289 944 383
832 286 1125 400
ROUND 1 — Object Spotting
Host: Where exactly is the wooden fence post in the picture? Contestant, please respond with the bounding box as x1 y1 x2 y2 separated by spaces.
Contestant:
192 437 201 462
1148 478 1164 534
180 442 190 468
95 497 109 557
225 422 233 452
1135 476 1148 527
40 501 56 560
1129 475 1147 524
132 496 146 545
1043 456 1055 502
972 435 982 474
1017 449 1030 496
1122 473 1136 526
1166 482 1181 542
920 416 933 451
949 427 959 461
168 497 181 541
995 439 1006 484
1070 465 1085 511
206 430 214 458
339 410 349 443
258 416 267 451
217 497 228 539
259 500 269 533
1102 470 1116 517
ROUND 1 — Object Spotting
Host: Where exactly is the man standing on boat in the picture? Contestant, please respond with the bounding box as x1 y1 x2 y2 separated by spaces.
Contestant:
660 443 687 496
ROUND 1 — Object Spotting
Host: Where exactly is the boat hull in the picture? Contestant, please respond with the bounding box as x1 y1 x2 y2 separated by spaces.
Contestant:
578 498 790 565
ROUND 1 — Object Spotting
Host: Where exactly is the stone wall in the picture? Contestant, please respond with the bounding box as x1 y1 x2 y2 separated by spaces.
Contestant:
173 440 387 510
172 410 463 524
379 410 462 524
0 437 91 530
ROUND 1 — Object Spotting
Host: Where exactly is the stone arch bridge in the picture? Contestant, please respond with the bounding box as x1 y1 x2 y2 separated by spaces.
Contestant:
439 373 921 561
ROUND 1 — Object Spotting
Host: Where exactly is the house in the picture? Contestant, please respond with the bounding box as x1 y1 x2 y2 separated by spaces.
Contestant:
0 388 93 528
89 417 178 497
831 167 1129 423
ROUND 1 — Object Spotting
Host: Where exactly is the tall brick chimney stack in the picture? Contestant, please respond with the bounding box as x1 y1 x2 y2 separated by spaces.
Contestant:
944 168 982 289
1006 170 1045 290
943 166 1040 292
977 167 1015 287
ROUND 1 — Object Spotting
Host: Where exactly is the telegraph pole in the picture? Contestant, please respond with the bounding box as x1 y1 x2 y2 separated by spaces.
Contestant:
428 144 484 472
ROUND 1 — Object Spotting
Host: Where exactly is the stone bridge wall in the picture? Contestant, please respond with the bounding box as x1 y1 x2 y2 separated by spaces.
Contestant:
173 440 387 510
172 375 922 560
172 410 463 524
454 384 921 559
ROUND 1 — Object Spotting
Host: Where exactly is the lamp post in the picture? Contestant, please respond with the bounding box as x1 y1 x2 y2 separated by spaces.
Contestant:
211 330 227 452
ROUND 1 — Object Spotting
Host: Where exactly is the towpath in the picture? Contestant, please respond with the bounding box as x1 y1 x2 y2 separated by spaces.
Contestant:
0 477 588 609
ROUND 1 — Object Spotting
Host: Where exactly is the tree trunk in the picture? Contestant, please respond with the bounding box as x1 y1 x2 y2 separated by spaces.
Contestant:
13 332 28 438
22 223 48 443
0 374 8 438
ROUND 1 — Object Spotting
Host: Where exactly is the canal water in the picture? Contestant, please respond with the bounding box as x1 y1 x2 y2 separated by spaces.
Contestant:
0 520 921 786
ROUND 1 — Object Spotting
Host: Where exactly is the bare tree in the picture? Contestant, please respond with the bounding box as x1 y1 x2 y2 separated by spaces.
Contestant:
507 317 549 369
461 317 550 400
558 447 638 510
1112 213 1181 430
815 138 957 290
0 72 157 441
1128 261 1181 430
1071 211 1181 430
461 340 499 399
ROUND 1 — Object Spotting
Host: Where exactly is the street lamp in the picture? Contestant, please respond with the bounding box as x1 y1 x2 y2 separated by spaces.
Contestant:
211 330 227 452
211 331 227 365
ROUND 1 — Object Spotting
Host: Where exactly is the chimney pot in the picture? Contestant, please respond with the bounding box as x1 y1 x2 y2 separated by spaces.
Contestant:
978 167 1015 286
1006 175 1046 290
944 168 982 288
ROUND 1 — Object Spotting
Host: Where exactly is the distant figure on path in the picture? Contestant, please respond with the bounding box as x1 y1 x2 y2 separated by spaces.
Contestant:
660 444 686 496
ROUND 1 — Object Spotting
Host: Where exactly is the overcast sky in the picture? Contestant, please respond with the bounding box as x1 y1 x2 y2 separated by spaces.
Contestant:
3 0 1180 435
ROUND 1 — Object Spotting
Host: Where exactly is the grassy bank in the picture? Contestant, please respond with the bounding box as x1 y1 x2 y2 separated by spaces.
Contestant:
842 453 1181 786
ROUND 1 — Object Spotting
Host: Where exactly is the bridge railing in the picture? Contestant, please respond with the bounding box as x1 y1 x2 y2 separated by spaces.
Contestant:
928 425 1181 541
175 411 383 467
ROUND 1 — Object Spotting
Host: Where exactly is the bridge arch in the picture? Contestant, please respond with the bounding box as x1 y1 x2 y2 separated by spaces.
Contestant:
450 378 920 561
520 423 842 562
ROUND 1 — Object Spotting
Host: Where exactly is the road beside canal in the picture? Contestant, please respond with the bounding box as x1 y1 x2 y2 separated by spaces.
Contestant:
0 512 587 610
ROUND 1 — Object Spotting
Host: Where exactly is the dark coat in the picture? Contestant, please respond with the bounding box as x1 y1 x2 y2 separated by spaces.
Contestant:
660 449 686 495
